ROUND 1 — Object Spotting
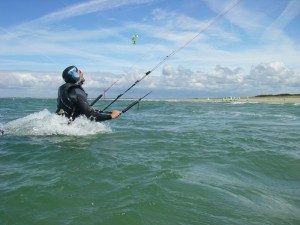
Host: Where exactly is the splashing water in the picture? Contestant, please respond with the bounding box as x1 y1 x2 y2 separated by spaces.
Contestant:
2 109 111 136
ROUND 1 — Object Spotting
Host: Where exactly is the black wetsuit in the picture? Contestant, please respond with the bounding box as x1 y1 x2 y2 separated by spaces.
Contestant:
56 83 112 121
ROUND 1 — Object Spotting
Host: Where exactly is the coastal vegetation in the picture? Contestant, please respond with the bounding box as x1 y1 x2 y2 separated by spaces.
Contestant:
255 93 300 97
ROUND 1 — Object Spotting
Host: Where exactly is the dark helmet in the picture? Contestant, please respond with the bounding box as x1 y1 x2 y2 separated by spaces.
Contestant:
62 66 81 84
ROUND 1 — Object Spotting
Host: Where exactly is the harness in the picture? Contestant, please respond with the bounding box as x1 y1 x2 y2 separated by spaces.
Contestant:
56 83 84 119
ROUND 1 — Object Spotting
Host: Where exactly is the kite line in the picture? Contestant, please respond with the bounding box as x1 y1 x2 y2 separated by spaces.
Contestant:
94 0 242 110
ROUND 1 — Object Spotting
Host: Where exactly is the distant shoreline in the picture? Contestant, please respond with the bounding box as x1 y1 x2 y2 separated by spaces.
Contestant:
145 96 300 103
2 95 300 103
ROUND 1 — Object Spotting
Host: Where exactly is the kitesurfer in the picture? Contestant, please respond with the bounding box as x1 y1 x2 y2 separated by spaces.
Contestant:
56 66 121 121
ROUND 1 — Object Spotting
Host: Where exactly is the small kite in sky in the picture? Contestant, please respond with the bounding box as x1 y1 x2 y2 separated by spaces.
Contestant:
131 34 139 45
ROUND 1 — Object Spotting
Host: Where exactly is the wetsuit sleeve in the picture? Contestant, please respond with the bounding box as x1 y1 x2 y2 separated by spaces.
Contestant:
91 110 112 122
70 88 112 121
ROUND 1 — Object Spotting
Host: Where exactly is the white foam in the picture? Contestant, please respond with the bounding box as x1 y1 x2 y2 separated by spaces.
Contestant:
3 109 112 136
230 101 248 105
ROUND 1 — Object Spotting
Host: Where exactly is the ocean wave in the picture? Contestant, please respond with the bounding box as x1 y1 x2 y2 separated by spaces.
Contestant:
2 109 111 136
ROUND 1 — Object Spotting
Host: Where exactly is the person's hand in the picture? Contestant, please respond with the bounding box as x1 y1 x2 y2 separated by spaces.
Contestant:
111 110 121 119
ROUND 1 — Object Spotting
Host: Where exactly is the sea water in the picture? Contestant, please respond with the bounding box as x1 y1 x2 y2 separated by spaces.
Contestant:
0 98 299 225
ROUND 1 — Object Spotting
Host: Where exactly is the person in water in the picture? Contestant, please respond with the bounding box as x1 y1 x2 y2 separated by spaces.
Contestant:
56 66 121 121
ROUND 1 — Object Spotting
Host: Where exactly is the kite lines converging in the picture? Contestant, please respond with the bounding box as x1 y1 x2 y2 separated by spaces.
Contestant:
93 0 242 109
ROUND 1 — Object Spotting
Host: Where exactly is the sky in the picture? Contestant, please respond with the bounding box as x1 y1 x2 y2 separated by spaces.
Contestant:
0 0 300 98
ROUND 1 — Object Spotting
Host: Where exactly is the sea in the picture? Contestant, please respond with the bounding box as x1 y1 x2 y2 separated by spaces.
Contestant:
0 98 299 225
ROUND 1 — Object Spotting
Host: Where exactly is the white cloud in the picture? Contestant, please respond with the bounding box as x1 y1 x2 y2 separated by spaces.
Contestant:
270 0 300 29
0 61 299 98
1 71 60 88
247 61 300 91
27 0 153 25
156 61 300 96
